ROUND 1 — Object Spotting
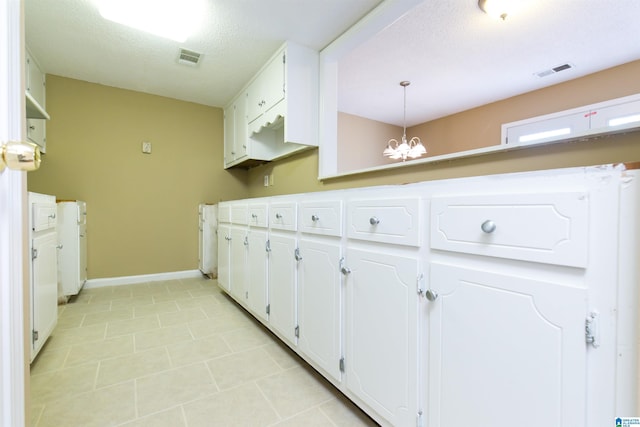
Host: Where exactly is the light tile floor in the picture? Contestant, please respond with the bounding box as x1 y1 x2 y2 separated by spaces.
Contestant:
30 276 379 427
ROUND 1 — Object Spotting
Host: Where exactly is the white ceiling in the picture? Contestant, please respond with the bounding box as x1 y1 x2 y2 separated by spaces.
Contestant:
339 0 640 126
25 0 383 108
25 0 640 127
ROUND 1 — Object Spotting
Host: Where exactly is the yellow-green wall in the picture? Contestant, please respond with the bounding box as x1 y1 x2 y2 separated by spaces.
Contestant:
27 76 248 279
29 60 640 279
247 60 640 196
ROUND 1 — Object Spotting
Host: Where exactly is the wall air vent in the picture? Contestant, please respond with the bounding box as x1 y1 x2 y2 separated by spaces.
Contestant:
177 48 202 66
534 63 573 78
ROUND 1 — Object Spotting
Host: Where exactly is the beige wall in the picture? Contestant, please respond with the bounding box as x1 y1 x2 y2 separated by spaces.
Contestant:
247 60 640 196
27 76 248 279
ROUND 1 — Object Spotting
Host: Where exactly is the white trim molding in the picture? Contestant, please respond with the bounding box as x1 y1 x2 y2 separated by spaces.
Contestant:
84 269 205 289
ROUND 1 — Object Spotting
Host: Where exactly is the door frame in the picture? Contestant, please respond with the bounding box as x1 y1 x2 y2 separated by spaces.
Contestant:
0 0 28 425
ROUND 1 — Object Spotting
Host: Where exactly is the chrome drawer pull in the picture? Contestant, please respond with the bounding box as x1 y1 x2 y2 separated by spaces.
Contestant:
275 213 283 219
481 220 496 233
369 216 380 225
425 289 438 302
311 214 320 222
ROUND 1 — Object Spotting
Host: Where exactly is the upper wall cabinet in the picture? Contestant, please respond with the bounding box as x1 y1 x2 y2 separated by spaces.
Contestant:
223 41 319 169
25 47 49 153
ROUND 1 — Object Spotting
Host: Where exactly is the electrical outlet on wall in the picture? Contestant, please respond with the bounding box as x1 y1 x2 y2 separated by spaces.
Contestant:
263 175 269 187
142 141 152 154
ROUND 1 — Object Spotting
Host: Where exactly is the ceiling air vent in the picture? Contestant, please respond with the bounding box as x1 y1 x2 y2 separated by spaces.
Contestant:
534 63 573 78
177 48 202 66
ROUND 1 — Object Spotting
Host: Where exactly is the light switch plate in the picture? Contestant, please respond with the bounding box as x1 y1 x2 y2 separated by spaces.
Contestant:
142 141 152 154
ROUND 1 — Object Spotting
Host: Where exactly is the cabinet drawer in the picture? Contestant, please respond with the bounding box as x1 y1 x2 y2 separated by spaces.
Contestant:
248 203 268 228
32 203 57 231
231 203 248 225
300 200 343 237
218 203 231 223
430 191 588 267
347 197 421 246
269 202 297 231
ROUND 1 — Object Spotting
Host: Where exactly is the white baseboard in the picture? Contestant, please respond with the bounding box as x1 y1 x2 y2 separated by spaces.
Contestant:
84 270 204 289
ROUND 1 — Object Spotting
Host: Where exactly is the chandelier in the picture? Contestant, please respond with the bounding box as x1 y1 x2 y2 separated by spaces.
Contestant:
383 81 427 161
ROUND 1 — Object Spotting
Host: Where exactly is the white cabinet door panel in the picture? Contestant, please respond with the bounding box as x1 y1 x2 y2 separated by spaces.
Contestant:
247 229 268 322
347 197 421 246
229 227 247 301
217 224 231 292
345 247 418 427
298 239 342 382
268 233 297 345
31 232 58 360
427 262 586 427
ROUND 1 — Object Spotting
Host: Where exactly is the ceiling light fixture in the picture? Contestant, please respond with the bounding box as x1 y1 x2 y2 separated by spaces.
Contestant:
98 0 204 42
383 81 427 162
478 0 510 20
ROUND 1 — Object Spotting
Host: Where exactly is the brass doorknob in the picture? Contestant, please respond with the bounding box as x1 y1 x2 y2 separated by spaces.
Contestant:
1 141 41 172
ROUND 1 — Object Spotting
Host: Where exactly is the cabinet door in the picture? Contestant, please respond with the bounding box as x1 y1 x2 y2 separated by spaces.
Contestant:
229 227 247 302
247 50 285 123
217 224 231 291
247 229 268 322
31 232 58 360
223 105 235 166
26 118 46 151
427 262 586 427
234 94 248 160
268 233 297 345
297 238 342 382
344 247 419 427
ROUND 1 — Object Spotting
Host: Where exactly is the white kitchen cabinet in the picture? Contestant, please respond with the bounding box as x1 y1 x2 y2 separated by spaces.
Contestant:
223 41 319 169
198 203 217 278
297 238 342 382
223 93 248 167
57 200 87 297
245 202 269 321
216 164 640 427
229 226 248 302
426 262 586 427
29 192 58 362
25 47 48 151
217 202 232 292
267 232 298 346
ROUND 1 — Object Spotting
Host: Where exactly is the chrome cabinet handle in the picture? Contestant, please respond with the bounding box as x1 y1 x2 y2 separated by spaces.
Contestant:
481 220 496 233
243 236 249 246
225 236 231 241
265 240 271 252
294 248 302 261
425 289 438 302
275 213 282 219
311 214 320 222
339 257 351 275
369 216 380 225
56 244 63 249
49 213 56 219
251 213 258 219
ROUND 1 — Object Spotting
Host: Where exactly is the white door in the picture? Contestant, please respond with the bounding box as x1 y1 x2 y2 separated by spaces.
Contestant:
217 224 231 291
268 233 297 345
0 0 27 424
31 232 58 360
427 262 587 427
344 247 419 427
297 238 342 382
246 229 268 321
229 226 247 301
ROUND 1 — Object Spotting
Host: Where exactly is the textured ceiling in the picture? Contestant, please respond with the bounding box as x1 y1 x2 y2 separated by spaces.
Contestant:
339 0 640 126
25 0 383 108
25 0 640 126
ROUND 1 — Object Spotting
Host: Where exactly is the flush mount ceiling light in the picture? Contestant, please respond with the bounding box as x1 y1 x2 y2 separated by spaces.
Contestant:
383 81 427 162
478 0 511 20
98 0 204 42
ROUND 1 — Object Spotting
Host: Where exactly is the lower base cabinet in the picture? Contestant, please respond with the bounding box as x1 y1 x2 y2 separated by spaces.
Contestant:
297 238 342 382
427 262 587 427
217 165 640 427
268 232 298 345
344 247 419 427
